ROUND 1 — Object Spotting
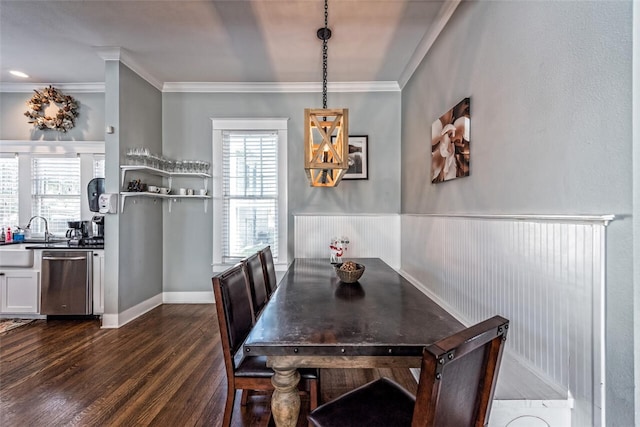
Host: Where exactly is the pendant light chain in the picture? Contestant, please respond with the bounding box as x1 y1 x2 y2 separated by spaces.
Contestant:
322 0 328 110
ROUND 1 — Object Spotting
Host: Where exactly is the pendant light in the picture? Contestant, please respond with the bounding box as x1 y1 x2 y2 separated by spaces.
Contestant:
304 0 349 187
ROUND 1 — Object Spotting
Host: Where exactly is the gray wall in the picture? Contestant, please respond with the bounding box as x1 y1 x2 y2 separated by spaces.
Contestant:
400 0 634 424
634 0 640 420
0 91 104 141
103 61 120 316
162 91 401 292
117 64 164 311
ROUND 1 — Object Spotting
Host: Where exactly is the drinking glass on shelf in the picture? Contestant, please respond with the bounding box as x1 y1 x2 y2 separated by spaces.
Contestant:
140 148 150 166
125 148 134 164
175 160 183 173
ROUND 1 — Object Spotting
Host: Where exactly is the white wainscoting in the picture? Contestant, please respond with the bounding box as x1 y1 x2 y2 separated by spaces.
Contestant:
293 214 401 268
401 214 614 427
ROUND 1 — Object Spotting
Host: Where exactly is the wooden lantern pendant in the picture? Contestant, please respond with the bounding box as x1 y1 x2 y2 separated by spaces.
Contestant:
304 108 349 187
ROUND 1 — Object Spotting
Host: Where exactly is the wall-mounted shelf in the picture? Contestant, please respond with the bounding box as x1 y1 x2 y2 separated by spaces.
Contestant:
120 165 211 188
120 165 212 213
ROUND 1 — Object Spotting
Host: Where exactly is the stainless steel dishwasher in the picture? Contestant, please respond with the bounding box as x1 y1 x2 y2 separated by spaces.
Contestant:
41 251 92 315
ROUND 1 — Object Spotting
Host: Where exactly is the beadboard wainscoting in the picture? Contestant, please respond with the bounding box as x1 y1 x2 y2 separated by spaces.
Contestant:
401 214 614 427
294 214 401 268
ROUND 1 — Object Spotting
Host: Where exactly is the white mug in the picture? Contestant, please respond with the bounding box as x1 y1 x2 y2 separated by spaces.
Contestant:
186 188 194 196
199 189 208 196
159 187 170 195
179 188 187 195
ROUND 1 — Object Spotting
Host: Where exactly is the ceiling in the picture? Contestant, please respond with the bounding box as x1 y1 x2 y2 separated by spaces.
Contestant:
0 0 458 90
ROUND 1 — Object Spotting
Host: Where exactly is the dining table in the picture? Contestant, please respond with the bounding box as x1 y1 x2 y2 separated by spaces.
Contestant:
243 258 464 427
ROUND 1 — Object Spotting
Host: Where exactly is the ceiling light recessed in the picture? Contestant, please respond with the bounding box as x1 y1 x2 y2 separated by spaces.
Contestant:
10 70 29 78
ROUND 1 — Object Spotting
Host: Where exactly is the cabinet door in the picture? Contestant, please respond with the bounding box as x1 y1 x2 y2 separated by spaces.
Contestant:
92 251 104 314
0 270 40 314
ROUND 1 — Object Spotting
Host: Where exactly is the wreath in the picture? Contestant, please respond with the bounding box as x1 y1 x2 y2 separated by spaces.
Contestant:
24 86 79 132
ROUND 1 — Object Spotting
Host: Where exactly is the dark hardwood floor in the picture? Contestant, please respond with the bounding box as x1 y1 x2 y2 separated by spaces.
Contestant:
0 304 417 426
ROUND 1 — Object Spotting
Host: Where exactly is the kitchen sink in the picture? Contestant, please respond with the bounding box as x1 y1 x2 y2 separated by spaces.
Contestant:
0 246 34 268
24 238 67 244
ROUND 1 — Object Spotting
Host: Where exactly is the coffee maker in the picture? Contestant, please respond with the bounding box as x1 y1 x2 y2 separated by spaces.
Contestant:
90 215 105 241
66 221 90 246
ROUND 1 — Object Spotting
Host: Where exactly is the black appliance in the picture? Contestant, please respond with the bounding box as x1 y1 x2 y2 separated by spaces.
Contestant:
66 220 93 246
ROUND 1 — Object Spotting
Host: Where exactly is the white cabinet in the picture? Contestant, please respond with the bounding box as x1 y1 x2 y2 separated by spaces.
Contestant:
0 270 40 314
119 165 211 212
92 250 104 314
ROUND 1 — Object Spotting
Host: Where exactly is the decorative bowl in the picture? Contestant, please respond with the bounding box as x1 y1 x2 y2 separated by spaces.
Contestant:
335 262 365 283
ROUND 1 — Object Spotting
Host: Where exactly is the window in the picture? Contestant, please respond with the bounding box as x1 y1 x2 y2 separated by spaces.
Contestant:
0 156 19 229
212 118 288 269
0 141 105 235
31 157 81 234
223 131 278 259
93 155 105 178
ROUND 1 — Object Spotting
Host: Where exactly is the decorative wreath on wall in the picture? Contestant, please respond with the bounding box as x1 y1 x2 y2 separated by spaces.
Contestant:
24 86 79 133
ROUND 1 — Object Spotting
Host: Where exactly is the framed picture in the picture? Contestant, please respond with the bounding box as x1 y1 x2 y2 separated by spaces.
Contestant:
333 135 368 180
431 97 470 183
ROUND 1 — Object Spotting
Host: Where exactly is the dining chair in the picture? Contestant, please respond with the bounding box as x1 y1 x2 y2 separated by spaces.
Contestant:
243 252 270 320
259 245 278 297
307 315 509 427
213 264 320 426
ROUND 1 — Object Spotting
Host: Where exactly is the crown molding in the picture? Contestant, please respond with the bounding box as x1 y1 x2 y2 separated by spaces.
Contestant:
0 82 105 93
94 46 163 91
0 80 399 94
163 81 400 93
398 0 461 89
94 46 122 61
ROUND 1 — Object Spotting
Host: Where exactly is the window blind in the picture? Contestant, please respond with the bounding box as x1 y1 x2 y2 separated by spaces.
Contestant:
222 130 278 261
93 155 105 178
31 157 81 234
0 157 19 229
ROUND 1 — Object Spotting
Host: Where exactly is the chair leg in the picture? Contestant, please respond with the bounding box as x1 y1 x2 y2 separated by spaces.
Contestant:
241 389 249 406
309 378 319 410
223 385 236 427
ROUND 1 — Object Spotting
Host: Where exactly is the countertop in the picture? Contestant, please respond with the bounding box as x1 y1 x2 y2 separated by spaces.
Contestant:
26 243 104 250
0 240 103 250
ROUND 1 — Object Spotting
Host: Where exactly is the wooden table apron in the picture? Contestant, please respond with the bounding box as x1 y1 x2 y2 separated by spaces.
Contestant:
243 258 463 427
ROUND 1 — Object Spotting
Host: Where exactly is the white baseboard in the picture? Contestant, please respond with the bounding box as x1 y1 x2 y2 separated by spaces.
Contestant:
162 291 214 304
100 293 163 329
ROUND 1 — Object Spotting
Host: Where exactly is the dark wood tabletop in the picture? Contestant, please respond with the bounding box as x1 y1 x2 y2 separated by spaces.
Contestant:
243 258 464 358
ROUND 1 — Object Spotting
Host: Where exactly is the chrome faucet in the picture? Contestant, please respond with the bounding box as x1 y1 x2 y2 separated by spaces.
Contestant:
26 216 51 242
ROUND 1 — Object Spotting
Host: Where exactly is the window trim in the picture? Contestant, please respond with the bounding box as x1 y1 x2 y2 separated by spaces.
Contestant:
211 118 288 271
0 140 105 234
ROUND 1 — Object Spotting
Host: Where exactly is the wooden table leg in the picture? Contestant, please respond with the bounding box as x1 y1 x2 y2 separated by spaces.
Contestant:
270 367 301 427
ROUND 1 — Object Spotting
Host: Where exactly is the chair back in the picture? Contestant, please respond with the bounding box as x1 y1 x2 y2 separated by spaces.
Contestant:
412 315 509 427
244 252 269 317
212 263 254 371
259 246 278 296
